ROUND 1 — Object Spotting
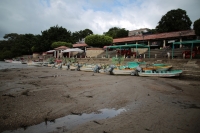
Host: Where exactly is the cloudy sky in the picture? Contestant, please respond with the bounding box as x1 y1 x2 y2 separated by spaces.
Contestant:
0 0 199 40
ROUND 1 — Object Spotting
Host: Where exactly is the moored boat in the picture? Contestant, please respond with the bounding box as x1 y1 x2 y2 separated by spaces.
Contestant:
112 68 135 75
142 63 172 71
27 61 43 66
80 67 94 72
138 69 182 77
79 64 96 72
4 59 13 63
12 60 22 63
104 65 135 75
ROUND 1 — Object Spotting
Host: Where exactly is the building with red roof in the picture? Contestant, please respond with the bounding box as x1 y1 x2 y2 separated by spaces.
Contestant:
73 43 88 48
113 30 196 48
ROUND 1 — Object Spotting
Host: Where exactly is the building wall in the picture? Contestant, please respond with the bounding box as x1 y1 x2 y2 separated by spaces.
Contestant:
86 49 105 57
32 53 40 58
128 28 148 36
132 48 148 54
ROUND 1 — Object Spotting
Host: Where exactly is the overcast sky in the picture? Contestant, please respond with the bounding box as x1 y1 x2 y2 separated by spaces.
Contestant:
0 0 199 40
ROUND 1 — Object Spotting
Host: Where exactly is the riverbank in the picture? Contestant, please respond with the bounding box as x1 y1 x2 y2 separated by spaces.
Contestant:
0 67 200 133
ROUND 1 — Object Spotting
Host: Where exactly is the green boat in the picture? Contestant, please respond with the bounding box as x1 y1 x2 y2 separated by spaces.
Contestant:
119 61 145 69
138 69 182 77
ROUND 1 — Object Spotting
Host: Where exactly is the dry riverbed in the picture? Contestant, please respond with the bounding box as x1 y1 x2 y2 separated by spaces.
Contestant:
0 67 200 133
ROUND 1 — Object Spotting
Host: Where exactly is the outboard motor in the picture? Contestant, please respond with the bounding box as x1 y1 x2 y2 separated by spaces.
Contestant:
76 63 82 71
131 66 142 76
107 65 115 75
58 63 62 69
93 65 101 73
66 62 71 70
135 66 142 76
51 63 56 68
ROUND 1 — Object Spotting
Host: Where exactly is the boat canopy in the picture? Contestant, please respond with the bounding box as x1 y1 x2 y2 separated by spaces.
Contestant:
106 43 150 58
172 40 200 59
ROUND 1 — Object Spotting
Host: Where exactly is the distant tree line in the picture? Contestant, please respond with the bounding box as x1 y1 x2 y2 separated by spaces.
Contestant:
0 8 199 60
0 25 94 60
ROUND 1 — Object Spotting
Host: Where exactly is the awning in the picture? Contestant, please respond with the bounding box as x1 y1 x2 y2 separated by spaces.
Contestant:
172 40 200 59
61 48 83 53
47 50 55 53
106 43 150 58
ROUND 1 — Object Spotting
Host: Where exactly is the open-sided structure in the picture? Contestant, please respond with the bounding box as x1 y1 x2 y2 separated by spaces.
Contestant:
172 40 200 59
106 44 150 58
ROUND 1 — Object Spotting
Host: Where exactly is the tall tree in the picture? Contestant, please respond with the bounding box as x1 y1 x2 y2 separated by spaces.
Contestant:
71 29 93 43
193 18 200 36
41 25 72 51
18 34 37 54
85 35 113 47
146 29 157 34
3 33 19 41
51 42 72 48
104 27 128 38
156 8 192 33
80 29 93 39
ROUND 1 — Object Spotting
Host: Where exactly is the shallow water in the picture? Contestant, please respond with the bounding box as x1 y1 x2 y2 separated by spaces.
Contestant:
0 61 35 70
3 108 126 133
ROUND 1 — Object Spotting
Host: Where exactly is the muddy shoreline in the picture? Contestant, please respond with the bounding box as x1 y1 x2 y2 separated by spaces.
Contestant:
0 67 200 133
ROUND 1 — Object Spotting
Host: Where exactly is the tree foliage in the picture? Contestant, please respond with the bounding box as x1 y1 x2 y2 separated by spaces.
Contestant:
0 26 95 60
193 18 200 36
71 29 93 43
104 27 128 38
146 29 157 34
51 42 72 48
85 35 113 47
156 8 192 33
16 34 37 55
40 25 72 51
0 50 13 60
1 33 37 57
3 33 19 41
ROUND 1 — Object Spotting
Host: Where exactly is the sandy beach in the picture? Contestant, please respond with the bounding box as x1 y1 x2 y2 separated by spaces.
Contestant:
0 66 200 133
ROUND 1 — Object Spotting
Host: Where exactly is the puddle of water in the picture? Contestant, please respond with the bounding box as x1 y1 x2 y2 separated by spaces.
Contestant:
3 108 126 133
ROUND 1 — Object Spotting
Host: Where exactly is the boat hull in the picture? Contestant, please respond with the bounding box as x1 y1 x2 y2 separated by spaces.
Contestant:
80 67 94 72
138 70 182 77
4 59 13 63
112 69 135 75
27 61 43 66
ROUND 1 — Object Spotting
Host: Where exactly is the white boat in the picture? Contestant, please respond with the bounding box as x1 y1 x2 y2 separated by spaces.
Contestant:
80 67 94 72
80 64 96 72
4 59 27 64
12 60 22 63
4 59 22 63
138 70 182 77
27 61 43 66
21 60 27 64
70 65 77 71
4 59 13 63
112 69 135 75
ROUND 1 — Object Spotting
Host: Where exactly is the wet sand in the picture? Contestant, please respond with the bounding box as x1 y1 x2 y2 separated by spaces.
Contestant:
0 67 200 133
